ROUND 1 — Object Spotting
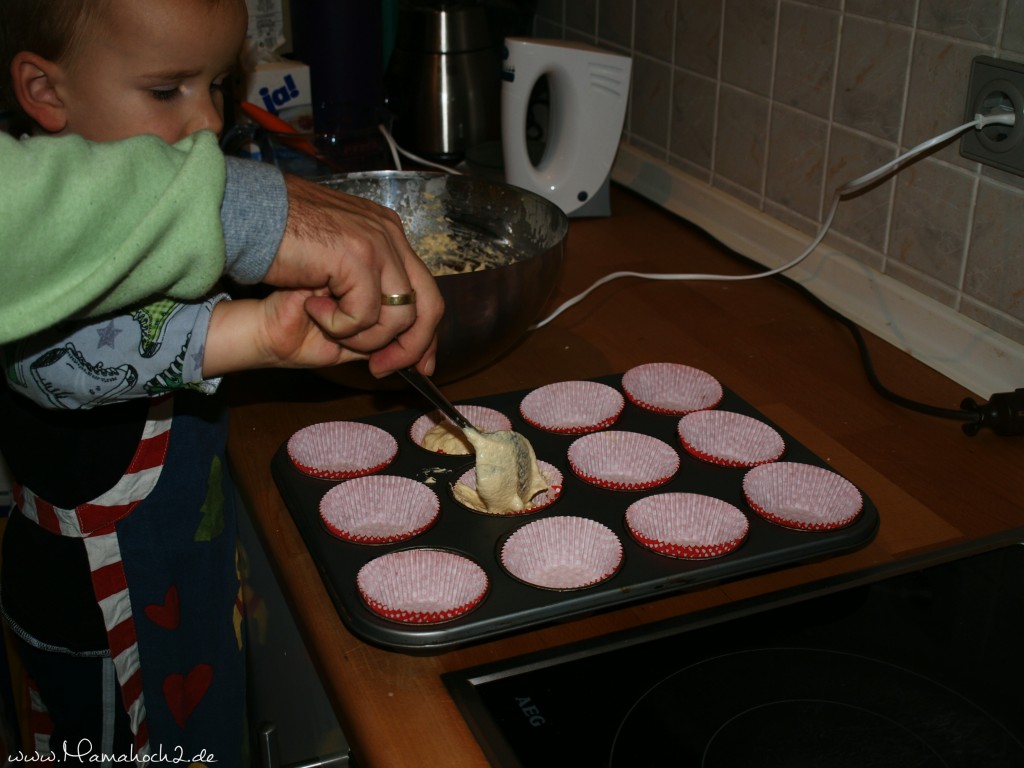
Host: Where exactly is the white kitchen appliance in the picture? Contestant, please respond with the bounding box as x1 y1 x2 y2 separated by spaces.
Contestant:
501 38 632 217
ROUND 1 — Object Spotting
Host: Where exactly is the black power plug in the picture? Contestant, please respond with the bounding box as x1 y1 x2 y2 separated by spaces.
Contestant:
960 389 1024 436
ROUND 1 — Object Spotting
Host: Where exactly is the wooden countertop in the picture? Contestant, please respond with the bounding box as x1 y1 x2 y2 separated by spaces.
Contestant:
227 186 1024 767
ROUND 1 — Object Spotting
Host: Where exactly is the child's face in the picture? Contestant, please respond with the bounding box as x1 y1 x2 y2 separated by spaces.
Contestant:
56 0 247 143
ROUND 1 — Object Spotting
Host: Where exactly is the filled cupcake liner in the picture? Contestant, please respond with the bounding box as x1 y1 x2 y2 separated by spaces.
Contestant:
519 380 625 434
621 362 723 415
319 475 440 544
677 410 786 467
567 431 680 491
409 405 512 455
287 421 398 479
356 548 489 624
743 462 863 531
625 493 750 559
500 516 623 590
453 461 564 515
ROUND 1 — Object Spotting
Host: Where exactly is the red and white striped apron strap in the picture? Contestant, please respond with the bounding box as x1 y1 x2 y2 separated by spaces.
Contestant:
83 528 150 757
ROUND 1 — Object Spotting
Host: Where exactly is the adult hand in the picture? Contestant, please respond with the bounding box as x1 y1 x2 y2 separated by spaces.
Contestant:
263 174 444 377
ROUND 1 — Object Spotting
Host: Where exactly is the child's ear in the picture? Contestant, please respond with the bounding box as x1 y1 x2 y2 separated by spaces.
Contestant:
10 52 68 133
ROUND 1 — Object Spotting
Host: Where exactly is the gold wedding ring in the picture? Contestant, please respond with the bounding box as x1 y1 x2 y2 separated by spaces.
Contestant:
381 291 416 306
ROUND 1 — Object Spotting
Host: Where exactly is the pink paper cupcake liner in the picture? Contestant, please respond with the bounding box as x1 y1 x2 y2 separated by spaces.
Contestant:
500 516 623 590
452 461 564 515
567 431 680 491
625 493 750 559
621 362 723 415
287 421 398 480
409 405 512 455
319 475 440 544
742 462 863 531
356 549 489 624
677 410 785 467
519 380 625 434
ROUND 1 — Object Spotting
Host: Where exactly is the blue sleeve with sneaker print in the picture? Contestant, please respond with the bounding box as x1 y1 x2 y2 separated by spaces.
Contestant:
1 294 228 410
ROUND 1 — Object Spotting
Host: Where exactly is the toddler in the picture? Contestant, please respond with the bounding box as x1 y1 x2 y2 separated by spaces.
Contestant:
0 0 357 762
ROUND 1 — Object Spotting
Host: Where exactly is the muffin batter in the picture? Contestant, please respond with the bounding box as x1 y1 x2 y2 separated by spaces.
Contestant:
453 428 548 515
421 421 473 455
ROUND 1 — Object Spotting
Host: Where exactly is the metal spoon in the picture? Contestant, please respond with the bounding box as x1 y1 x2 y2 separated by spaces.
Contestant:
398 367 476 431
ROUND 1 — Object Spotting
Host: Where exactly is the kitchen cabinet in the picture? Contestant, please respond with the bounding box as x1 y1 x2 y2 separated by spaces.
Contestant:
227 186 1024 767
238 486 350 767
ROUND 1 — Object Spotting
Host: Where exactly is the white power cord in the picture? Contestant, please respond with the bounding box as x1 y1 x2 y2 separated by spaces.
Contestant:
378 123 463 175
530 110 1018 329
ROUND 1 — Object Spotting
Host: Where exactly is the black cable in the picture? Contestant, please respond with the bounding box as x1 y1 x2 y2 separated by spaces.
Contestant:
766 270 979 425
719 242 1023 437
721 234 1023 437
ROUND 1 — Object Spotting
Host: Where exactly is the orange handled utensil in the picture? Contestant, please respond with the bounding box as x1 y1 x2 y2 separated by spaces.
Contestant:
239 101 346 172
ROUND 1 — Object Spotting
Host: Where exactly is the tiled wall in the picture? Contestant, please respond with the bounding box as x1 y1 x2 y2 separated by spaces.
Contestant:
534 0 1024 347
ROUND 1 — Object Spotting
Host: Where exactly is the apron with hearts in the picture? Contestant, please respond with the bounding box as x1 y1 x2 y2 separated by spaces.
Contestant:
12 394 244 764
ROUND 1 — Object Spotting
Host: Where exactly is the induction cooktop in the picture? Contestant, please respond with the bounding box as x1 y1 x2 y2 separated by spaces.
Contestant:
443 532 1024 767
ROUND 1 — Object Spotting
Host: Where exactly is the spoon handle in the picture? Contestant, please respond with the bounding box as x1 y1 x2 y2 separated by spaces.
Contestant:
398 367 474 432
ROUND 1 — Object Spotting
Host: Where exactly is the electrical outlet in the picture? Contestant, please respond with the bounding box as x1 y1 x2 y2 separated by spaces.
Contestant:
960 56 1024 176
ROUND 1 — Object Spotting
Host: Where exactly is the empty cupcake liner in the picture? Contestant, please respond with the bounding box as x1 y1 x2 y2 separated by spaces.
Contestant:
356 548 489 624
625 493 750 559
409 405 512 455
743 462 863 531
319 475 440 544
567 431 680 491
452 461 564 515
500 516 623 590
519 380 625 434
677 410 785 467
621 362 723 415
287 421 398 479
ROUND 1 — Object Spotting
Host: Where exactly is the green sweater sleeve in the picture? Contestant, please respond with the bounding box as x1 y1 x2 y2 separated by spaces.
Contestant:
1 131 228 344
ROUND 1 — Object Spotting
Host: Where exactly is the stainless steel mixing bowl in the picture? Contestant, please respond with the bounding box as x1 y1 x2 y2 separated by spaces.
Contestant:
316 171 568 387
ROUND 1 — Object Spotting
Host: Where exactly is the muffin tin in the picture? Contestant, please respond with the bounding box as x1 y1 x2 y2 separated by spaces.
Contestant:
271 371 879 654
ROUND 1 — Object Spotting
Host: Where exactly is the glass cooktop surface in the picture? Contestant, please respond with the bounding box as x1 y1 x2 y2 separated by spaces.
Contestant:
443 535 1024 768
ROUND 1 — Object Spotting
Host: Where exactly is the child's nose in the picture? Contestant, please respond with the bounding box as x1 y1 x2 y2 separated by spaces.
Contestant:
188 99 225 137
